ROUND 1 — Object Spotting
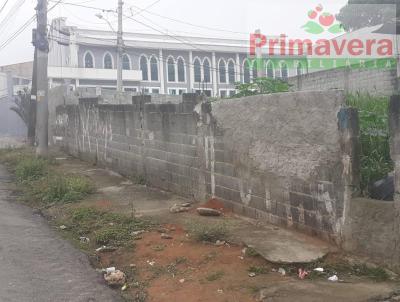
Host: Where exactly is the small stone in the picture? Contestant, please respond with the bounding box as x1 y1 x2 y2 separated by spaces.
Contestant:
157 228 169 234
131 230 145 236
80 237 90 244
121 284 128 291
170 204 190 213
248 272 257 277
217 289 223 294
215 240 225 246
179 278 185 283
59 225 67 230
95 246 117 253
104 270 126 286
161 233 173 239
196 207 222 217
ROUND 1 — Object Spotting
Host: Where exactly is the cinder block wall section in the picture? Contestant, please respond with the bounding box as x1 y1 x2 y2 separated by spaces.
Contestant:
289 68 398 96
55 91 361 243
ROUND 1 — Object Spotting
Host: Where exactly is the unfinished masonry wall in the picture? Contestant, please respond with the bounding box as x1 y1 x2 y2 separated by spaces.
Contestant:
55 91 360 243
289 68 397 96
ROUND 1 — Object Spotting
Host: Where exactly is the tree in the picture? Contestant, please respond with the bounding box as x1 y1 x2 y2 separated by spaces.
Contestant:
231 77 291 99
10 90 36 145
336 0 398 32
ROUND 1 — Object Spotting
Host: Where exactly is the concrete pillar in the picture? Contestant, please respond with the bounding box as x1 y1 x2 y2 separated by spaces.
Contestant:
159 49 165 94
389 94 400 271
189 51 194 92
338 106 360 247
212 52 218 97
70 32 79 68
235 53 241 83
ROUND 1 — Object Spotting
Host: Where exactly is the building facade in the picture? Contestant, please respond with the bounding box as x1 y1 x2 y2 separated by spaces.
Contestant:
48 18 307 97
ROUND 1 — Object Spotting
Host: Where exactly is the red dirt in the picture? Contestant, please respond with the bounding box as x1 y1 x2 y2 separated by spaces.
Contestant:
200 198 231 214
98 224 285 302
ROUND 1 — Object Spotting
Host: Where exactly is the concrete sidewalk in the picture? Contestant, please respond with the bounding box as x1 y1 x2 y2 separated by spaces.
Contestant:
0 166 121 302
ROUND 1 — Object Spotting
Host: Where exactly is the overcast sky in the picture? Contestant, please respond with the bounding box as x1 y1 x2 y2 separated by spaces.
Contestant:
0 0 347 66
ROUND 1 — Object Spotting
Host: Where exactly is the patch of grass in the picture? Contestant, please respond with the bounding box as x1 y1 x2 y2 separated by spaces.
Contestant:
245 247 259 257
187 222 229 243
248 266 268 274
152 244 166 252
40 175 94 204
206 270 224 282
346 93 393 195
67 207 155 246
15 158 48 182
352 264 389 282
95 227 131 245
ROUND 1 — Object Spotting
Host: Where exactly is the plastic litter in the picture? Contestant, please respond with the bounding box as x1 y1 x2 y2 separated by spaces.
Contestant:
314 267 324 272
328 275 339 282
298 268 309 279
278 268 286 276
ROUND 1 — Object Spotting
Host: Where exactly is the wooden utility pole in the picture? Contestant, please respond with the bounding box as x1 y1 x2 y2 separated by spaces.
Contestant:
33 0 49 156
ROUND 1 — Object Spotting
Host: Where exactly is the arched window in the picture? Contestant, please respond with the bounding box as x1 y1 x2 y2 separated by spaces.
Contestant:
150 56 158 81
122 54 131 70
167 57 176 82
203 58 211 83
252 60 258 81
266 60 274 78
177 57 185 82
84 52 94 68
219 60 226 83
228 60 235 84
243 60 251 83
296 62 304 76
140 56 148 81
103 53 113 69
194 58 201 83
280 61 288 80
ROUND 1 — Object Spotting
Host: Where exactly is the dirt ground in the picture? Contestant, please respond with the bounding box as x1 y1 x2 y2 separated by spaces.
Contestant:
5 150 400 302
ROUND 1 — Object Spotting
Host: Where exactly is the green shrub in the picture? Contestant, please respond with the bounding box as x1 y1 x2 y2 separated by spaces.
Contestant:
346 93 393 195
15 158 48 182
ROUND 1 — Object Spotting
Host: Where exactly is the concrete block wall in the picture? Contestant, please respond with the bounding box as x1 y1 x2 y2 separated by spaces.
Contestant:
55 90 360 243
289 68 398 96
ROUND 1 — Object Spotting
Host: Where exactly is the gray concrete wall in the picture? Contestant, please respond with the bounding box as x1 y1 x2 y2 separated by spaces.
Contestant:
289 68 397 96
55 90 360 243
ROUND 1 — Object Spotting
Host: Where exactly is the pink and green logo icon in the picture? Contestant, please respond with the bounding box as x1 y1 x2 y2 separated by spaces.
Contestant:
302 4 344 34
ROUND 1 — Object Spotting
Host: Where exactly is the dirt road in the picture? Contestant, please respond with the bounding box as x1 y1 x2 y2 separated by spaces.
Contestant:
0 166 121 302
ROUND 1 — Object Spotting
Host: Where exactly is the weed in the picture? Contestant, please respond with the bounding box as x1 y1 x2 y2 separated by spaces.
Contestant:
187 222 229 243
352 264 389 282
245 247 259 257
15 158 48 182
152 244 166 252
206 270 224 281
95 227 131 245
346 93 393 195
248 266 269 274
41 175 94 203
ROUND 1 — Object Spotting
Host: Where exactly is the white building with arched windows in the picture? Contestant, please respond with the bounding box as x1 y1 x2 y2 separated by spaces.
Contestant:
48 18 306 97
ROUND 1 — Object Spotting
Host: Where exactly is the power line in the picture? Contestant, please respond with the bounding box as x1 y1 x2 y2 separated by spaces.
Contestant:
0 0 25 32
0 0 63 52
0 0 9 16
48 0 115 13
128 3 248 36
